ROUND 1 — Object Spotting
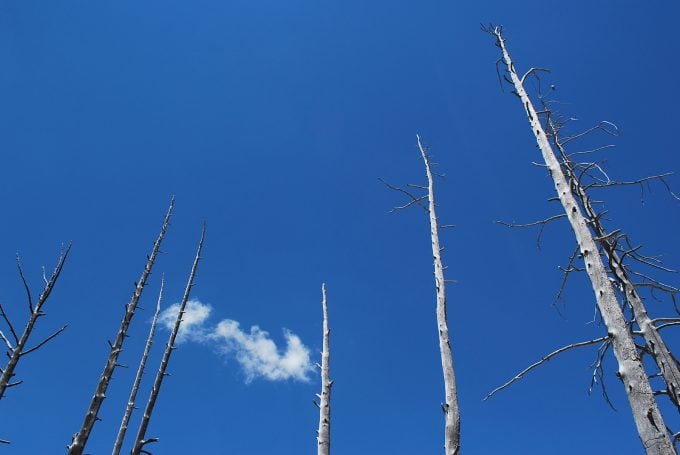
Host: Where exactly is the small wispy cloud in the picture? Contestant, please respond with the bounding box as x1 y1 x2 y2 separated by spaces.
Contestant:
158 299 212 342
158 299 312 383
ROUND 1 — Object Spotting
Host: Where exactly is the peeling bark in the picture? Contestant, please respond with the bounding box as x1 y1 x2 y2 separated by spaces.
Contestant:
492 27 674 454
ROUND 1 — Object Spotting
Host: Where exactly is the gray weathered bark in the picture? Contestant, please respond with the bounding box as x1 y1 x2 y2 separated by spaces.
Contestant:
0 246 71 400
112 274 165 455
417 137 460 455
548 120 680 412
491 27 674 454
316 283 332 455
131 223 205 455
68 198 174 455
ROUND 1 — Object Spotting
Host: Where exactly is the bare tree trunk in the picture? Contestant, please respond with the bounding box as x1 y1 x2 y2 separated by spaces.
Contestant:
131 223 205 455
112 274 165 455
68 198 174 455
548 121 680 412
316 283 332 455
491 27 674 454
0 246 71 400
417 137 461 455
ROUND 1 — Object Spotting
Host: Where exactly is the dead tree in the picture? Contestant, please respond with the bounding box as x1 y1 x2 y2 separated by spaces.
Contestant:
112 274 165 455
487 25 675 454
131 223 205 455
68 198 174 455
545 116 680 413
315 283 332 455
0 245 71 400
381 136 460 455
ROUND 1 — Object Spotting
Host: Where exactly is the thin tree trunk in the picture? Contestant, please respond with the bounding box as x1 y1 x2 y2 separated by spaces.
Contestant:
68 198 174 455
550 122 680 412
317 283 331 455
417 137 460 455
0 246 71 399
131 223 205 455
112 274 165 455
492 27 674 454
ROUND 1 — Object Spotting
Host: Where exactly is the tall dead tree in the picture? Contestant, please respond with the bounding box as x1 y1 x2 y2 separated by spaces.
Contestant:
112 274 165 455
131 223 205 455
546 117 680 414
487 26 674 454
0 245 71 400
68 198 174 455
315 283 332 455
381 136 460 455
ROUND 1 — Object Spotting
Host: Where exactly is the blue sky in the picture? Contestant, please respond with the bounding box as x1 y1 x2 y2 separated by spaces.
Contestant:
1 1 679 454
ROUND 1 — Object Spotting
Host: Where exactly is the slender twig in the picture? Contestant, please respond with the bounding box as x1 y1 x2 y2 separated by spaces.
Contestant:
20 325 67 357
0 303 18 346
496 214 567 249
378 178 429 212
15 255 33 314
485 336 609 401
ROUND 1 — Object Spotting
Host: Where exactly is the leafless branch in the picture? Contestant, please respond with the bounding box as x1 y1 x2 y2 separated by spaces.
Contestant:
554 247 582 308
484 336 609 401
15 255 33 314
496 214 567 249
560 121 620 146
589 339 616 410
0 244 71 400
378 178 429 212
567 144 616 157
20 325 67 357
0 303 18 346
520 67 551 85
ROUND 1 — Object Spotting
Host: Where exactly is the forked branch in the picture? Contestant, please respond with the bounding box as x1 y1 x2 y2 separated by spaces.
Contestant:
0 244 71 400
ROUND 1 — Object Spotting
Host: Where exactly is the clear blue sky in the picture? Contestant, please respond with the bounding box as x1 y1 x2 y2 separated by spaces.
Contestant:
1 1 679 454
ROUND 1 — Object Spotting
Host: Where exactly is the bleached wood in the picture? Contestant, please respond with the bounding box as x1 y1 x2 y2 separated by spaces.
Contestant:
317 283 331 455
550 124 680 412
131 223 205 455
418 137 460 455
112 275 165 455
492 27 674 454
68 198 174 455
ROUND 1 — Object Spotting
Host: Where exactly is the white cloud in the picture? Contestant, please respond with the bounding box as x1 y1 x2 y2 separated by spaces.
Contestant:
158 299 212 342
212 320 313 383
158 299 312 382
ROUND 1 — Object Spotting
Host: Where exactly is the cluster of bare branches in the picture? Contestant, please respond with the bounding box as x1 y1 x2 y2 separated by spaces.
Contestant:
483 24 679 455
0 245 71 444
